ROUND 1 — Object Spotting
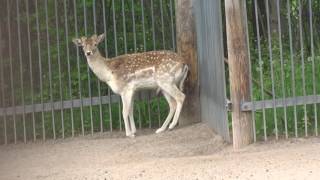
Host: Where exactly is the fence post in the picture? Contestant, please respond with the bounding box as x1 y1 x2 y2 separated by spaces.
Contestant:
225 0 253 149
175 0 200 126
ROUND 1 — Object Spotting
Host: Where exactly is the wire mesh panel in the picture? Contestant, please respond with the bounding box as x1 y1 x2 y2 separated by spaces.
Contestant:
242 0 320 141
0 0 176 144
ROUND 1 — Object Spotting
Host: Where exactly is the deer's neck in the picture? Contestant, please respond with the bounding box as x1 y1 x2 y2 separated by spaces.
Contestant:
86 51 113 83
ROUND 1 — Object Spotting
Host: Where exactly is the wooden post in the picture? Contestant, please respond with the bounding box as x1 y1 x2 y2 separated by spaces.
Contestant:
225 0 253 149
176 0 200 125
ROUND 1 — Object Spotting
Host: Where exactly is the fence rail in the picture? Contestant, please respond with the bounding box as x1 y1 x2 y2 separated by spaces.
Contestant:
242 95 320 111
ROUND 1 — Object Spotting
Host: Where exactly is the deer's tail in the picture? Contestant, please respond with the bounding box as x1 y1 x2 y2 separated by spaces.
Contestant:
178 64 189 92
156 64 189 95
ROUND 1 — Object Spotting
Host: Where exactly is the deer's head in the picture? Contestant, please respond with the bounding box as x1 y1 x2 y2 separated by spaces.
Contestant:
72 33 105 57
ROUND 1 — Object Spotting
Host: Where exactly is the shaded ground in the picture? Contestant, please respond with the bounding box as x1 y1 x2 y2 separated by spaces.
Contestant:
0 123 320 180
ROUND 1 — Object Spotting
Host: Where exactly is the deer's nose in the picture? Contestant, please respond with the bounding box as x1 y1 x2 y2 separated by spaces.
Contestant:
86 51 92 56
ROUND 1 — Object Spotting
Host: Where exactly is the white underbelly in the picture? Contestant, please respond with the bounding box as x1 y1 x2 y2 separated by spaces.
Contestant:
133 78 158 90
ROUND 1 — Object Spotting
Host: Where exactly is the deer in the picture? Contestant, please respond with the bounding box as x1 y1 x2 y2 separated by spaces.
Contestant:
73 33 188 137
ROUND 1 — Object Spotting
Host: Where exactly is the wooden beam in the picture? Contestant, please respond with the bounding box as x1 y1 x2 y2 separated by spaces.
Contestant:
175 0 200 126
225 0 253 149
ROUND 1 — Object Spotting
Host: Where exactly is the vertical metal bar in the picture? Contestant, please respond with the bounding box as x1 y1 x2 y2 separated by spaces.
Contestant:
276 0 288 138
7 0 17 143
83 0 92 135
122 0 133 129
93 0 103 134
25 0 36 142
73 0 83 137
64 0 75 137
131 0 142 129
150 0 160 126
147 95 152 128
157 98 161 127
102 0 109 58
35 0 46 141
122 0 127 54
160 0 165 49
151 0 161 127
112 0 118 55
169 0 176 51
45 0 56 140
7 0 17 144
138 94 142 129
254 0 267 140
265 0 278 139
151 0 156 49
243 0 256 142
0 27 7 144
141 0 147 50
102 0 113 132
147 0 156 128
298 0 307 137
131 0 137 52
92 0 99 134
309 0 317 136
140 0 151 128
112 0 122 131
54 0 65 139
287 0 298 137
107 89 113 132
16 0 27 143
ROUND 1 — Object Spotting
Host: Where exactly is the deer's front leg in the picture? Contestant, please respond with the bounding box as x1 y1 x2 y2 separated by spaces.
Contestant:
121 91 134 137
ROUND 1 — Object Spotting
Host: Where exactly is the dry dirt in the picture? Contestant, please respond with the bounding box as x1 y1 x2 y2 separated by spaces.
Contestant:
1 123 320 180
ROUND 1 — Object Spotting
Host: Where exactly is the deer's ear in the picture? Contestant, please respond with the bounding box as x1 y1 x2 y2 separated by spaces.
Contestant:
96 33 105 44
72 38 82 47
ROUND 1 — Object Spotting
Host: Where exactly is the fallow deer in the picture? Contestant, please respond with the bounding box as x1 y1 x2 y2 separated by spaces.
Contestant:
73 34 188 137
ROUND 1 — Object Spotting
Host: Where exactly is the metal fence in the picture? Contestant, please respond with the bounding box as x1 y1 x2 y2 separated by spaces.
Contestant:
0 0 176 144
240 0 320 141
3 0 320 145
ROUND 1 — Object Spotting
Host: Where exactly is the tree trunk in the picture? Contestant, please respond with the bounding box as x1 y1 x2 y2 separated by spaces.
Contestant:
175 0 200 126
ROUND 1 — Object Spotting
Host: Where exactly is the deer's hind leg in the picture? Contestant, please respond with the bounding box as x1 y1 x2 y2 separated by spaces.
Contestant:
121 90 135 137
157 82 185 131
156 91 176 134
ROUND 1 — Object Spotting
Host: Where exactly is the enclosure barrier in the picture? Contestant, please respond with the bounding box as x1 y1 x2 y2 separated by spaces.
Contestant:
0 0 177 144
2 0 319 148
226 0 320 148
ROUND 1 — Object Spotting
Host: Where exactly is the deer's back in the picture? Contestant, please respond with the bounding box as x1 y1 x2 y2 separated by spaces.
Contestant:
106 51 185 76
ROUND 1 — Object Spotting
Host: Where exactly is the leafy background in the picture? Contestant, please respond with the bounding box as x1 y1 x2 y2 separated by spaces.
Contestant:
1 0 320 143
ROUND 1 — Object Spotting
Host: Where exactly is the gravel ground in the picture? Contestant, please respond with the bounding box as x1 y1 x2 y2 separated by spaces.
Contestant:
0 123 320 180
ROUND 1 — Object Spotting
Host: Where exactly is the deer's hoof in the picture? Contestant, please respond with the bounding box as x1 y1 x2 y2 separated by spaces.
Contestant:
156 128 166 134
127 133 135 138
168 123 177 130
